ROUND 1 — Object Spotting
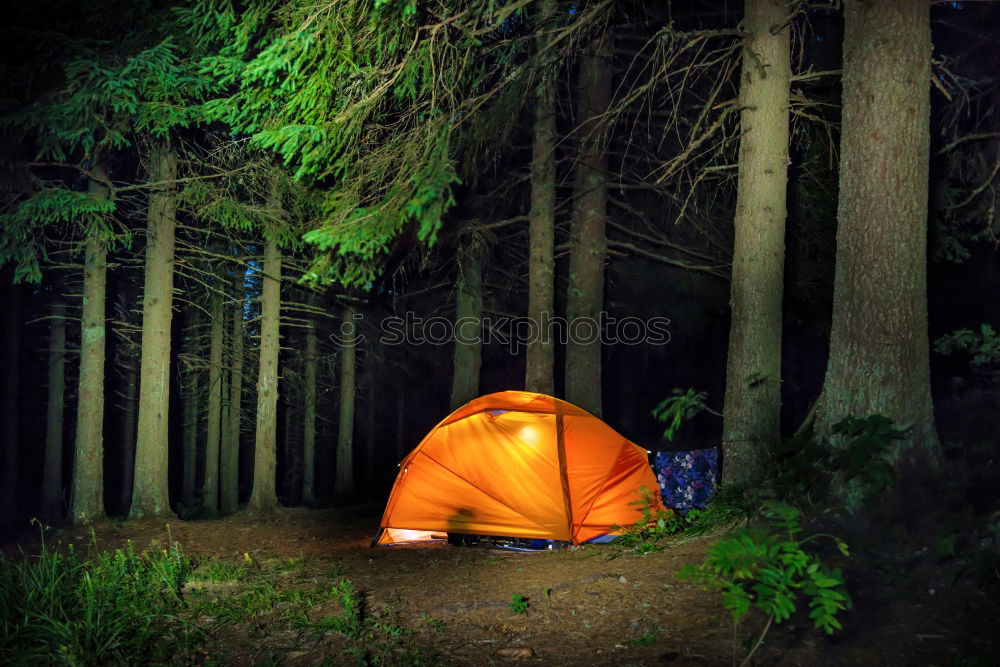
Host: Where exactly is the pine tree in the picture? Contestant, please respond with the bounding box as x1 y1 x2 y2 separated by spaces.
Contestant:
42 285 68 521
335 305 358 497
721 0 792 487
70 168 111 524
130 148 179 519
817 0 939 463
246 231 283 513
565 25 613 416
525 0 558 396
450 241 484 410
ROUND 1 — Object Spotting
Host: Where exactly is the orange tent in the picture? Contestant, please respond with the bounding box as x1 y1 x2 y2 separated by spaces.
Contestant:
374 391 663 546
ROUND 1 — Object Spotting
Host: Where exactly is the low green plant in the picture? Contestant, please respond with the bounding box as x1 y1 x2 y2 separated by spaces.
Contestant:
632 630 656 645
297 579 368 638
651 388 712 441
771 414 905 511
420 614 446 632
0 528 198 665
611 486 699 556
679 501 851 666
509 593 528 615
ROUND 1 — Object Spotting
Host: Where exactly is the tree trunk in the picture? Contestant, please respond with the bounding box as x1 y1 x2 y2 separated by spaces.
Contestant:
334 305 357 496
203 286 224 515
130 149 178 519
720 0 791 487
1 275 22 529
816 0 939 462
119 355 139 513
364 357 377 492
396 387 406 461
69 165 109 525
282 363 300 505
302 316 317 505
180 340 200 512
449 246 483 410
525 0 557 396
221 268 245 514
246 237 282 513
565 26 613 417
42 293 67 521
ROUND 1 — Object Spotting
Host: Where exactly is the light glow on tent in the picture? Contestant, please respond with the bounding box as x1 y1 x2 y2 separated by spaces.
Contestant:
382 528 446 544
518 425 540 445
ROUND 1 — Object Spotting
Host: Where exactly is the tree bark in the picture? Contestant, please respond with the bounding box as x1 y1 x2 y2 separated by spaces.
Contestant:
129 149 178 519
221 268 245 514
721 0 791 487
246 237 282 513
118 352 139 514
70 165 109 524
42 292 67 521
816 0 939 462
1 274 22 529
334 305 357 496
565 26 613 417
180 337 200 512
364 357 377 492
450 246 483 410
203 285 224 515
302 315 317 505
525 0 557 396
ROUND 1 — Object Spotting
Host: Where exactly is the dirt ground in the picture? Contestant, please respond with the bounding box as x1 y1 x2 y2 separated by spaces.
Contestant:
8 504 992 667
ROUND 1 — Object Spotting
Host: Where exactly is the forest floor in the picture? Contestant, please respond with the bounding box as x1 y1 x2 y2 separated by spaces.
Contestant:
11 503 996 667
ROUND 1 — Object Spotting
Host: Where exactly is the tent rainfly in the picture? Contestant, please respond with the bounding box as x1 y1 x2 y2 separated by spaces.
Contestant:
373 391 663 546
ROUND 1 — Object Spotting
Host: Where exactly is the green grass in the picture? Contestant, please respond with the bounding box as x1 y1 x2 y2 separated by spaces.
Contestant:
0 532 424 666
0 536 197 666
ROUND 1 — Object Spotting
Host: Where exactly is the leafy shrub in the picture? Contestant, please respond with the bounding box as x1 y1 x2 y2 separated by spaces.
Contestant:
611 486 687 555
771 414 904 512
679 501 851 663
509 593 528 614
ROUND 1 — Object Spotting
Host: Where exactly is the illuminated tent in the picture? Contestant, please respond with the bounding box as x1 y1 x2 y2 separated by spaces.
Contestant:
373 391 663 546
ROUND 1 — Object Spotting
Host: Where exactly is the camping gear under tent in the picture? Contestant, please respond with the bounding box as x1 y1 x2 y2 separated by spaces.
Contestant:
373 391 664 546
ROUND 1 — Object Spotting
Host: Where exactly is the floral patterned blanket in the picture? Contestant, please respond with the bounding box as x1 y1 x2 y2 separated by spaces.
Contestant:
653 448 719 510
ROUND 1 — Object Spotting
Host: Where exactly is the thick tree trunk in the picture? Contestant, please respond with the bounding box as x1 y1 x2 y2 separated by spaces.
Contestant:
203 287 224 515
721 0 791 487
221 269 245 514
69 166 109 525
130 149 178 519
1 275 22 529
246 237 282 513
450 246 483 410
42 293 67 521
334 306 357 496
816 0 939 462
525 0 557 396
565 26 613 417
302 316 317 505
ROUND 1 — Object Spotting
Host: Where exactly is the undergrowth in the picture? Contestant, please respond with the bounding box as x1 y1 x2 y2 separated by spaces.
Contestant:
0 528 197 666
0 527 423 666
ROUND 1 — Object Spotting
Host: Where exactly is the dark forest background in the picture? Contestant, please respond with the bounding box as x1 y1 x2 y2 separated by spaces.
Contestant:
0 0 997 533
